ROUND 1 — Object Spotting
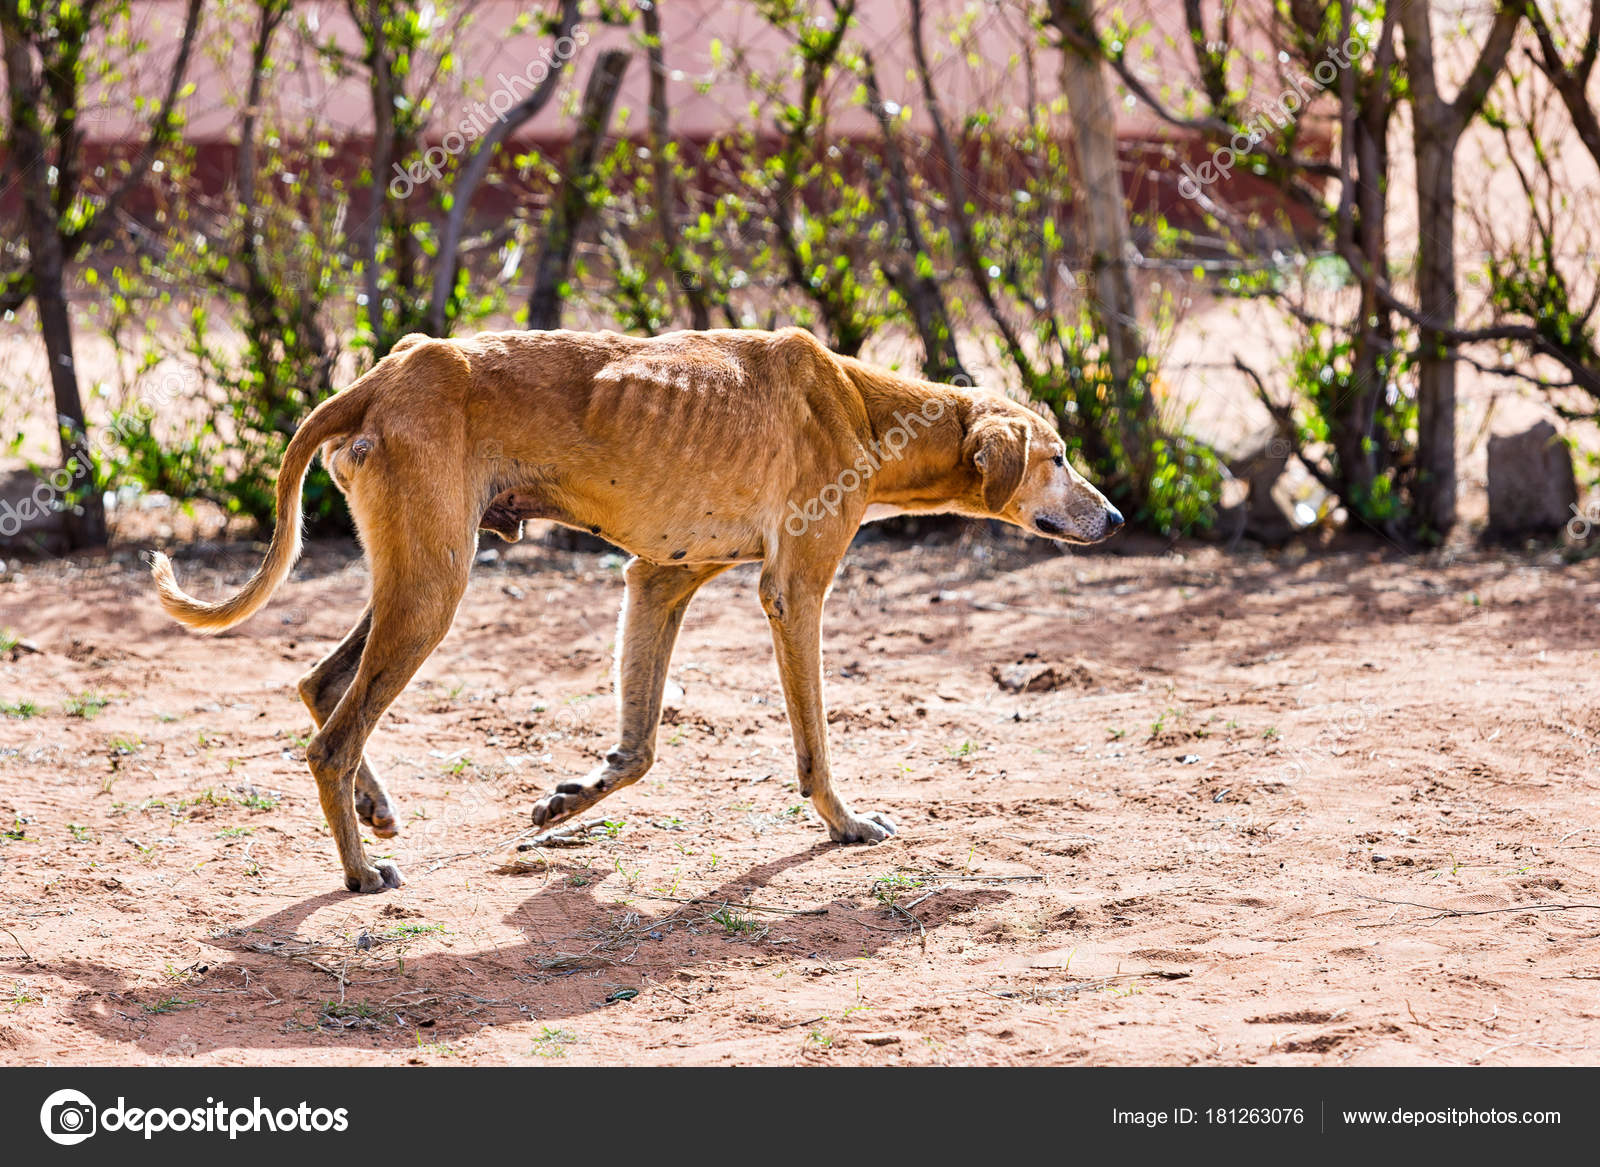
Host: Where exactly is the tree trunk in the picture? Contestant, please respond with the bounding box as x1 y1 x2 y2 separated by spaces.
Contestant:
1412 130 1458 535
1335 18 1396 517
527 50 630 330
1049 0 1148 411
29 223 105 548
1398 0 1520 538
1337 134 1389 507
1 19 105 547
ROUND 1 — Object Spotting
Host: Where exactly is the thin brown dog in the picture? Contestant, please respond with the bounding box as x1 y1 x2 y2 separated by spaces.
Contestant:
151 328 1122 893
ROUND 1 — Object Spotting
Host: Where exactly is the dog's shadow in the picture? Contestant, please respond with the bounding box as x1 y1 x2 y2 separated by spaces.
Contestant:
40 845 1007 1058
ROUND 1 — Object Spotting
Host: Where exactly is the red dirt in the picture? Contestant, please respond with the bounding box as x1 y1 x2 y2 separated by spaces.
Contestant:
1 530 1598 1065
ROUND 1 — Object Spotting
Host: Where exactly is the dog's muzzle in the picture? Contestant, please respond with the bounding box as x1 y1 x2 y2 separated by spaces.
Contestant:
1035 505 1123 542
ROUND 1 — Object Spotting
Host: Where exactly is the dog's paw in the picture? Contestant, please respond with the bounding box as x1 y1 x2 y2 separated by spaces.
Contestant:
530 781 593 829
345 860 405 894
355 789 400 839
366 815 400 839
530 754 645 831
828 810 897 844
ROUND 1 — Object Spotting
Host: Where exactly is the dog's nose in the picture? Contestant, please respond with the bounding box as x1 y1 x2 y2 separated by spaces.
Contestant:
1104 506 1124 534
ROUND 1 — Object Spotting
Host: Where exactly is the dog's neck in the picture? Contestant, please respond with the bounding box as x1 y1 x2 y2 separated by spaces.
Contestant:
841 359 982 514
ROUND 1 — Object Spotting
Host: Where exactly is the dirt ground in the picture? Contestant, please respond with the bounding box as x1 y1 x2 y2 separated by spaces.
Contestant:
1 525 1598 1066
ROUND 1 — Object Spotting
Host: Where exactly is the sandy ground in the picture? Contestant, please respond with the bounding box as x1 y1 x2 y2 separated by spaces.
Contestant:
1 526 1598 1066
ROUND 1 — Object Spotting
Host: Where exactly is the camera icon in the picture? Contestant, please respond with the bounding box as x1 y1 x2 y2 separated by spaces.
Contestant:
1567 500 1600 541
40 1088 97 1145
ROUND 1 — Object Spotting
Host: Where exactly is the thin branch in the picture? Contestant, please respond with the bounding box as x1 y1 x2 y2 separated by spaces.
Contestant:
1232 356 1345 502
1450 2 1523 128
909 0 1037 384
860 48 968 382
66 0 204 255
428 0 580 333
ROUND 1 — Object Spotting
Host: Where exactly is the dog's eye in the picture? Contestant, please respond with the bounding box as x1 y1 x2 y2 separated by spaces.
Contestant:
1052 454 1065 468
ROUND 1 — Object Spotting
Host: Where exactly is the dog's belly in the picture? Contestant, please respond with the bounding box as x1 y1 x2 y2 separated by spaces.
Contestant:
490 483 767 565
862 503 910 523
607 508 767 566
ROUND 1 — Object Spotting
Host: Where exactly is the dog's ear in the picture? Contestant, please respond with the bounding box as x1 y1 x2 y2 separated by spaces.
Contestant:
965 417 1030 513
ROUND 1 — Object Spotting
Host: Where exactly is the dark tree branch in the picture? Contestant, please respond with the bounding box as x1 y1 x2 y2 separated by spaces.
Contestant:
643 0 711 331
527 48 630 330
1450 1 1523 129
65 0 203 255
908 0 1037 385
1527 1 1600 170
429 0 580 334
860 49 968 383
766 0 867 354
1061 12 1340 182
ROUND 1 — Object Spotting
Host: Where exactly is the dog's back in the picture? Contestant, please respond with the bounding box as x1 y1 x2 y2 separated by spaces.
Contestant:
438 328 873 563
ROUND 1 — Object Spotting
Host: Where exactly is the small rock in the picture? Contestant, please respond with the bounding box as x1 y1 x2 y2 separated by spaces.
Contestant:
991 660 1092 693
1487 420 1577 537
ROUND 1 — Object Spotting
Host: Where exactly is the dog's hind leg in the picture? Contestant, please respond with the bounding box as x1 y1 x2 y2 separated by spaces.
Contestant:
760 552 896 844
297 606 400 838
531 558 727 829
308 542 472 893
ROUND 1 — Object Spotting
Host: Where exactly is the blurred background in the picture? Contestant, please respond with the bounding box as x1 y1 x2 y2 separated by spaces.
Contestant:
1 0 1595 555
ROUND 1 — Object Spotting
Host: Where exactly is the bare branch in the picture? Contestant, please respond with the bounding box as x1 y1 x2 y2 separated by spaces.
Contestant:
429 0 580 334
66 0 204 256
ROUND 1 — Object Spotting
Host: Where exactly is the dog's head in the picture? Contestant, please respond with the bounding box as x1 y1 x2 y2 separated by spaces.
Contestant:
963 399 1123 544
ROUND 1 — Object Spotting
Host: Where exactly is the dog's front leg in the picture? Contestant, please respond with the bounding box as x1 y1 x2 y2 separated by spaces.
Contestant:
760 560 896 844
531 559 726 829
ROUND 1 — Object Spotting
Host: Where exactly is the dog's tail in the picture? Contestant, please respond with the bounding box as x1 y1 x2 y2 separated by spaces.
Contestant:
150 374 381 634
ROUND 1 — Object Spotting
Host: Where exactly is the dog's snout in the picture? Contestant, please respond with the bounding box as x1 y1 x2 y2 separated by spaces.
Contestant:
1104 505 1124 535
